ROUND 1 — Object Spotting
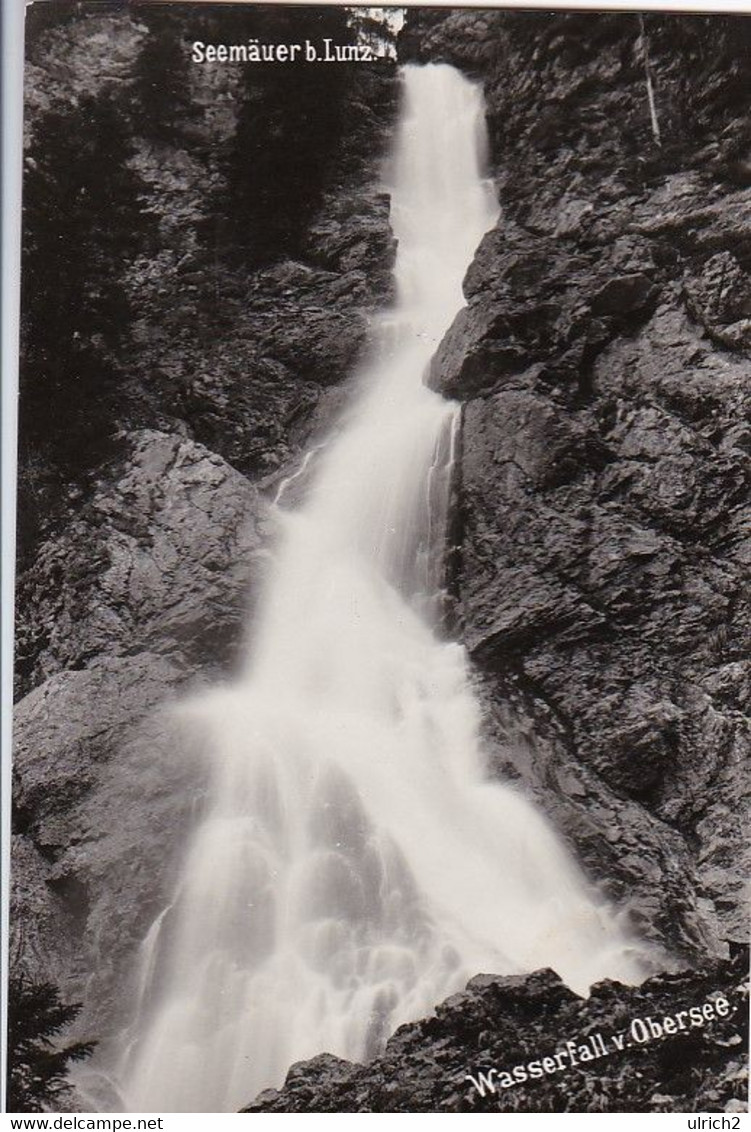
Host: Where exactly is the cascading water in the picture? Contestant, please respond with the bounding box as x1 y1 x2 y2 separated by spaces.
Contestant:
112 64 645 1113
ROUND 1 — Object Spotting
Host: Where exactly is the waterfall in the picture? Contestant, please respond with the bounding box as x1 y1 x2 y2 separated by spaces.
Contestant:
112 64 645 1114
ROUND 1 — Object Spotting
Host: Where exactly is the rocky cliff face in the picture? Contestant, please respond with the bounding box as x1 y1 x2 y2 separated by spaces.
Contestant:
247 946 748 1113
406 10 749 964
18 4 398 578
249 11 749 1114
12 5 398 1042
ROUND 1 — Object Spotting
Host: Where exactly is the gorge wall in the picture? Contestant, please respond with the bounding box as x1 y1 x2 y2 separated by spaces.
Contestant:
12 4 398 1041
10 5 749 1115
251 10 750 1113
407 9 750 961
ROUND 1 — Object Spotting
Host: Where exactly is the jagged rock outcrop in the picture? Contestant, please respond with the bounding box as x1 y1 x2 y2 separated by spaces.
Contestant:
13 7 399 1037
18 4 398 567
11 430 265 1008
15 430 268 691
409 10 750 961
246 946 748 1113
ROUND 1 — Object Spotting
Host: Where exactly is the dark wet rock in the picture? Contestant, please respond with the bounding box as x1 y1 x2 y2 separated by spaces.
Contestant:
11 656 207 1022
590 273 658 317
304 188 396 294
399 9 506 72
429 224 661 399
245 947 748 1112
9 835 75 987
18 7 398 565
11 429 266 1003
683 250 751 354
15 429 268 695
13 7 399 1050
474 680 721 960
122 176 396 487
417 11 751 961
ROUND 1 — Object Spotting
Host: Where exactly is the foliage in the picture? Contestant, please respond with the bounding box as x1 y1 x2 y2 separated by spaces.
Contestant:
347 9 399 58
220 6 358 265
18 93 152 559
130 6 198 142
6 977 95 1113
17 4 389 565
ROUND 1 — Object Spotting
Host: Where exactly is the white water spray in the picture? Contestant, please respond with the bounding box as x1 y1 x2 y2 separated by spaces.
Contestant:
115 65 644 1113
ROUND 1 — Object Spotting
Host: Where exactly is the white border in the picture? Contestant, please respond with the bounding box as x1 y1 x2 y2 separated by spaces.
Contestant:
2 0 750 1120
1 0 25 1115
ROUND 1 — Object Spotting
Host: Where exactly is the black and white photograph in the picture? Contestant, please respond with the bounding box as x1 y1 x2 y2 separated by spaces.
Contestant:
4 0 749 1116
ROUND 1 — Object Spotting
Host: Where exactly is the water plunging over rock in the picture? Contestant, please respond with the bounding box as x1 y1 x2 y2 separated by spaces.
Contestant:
103 64 646 1114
